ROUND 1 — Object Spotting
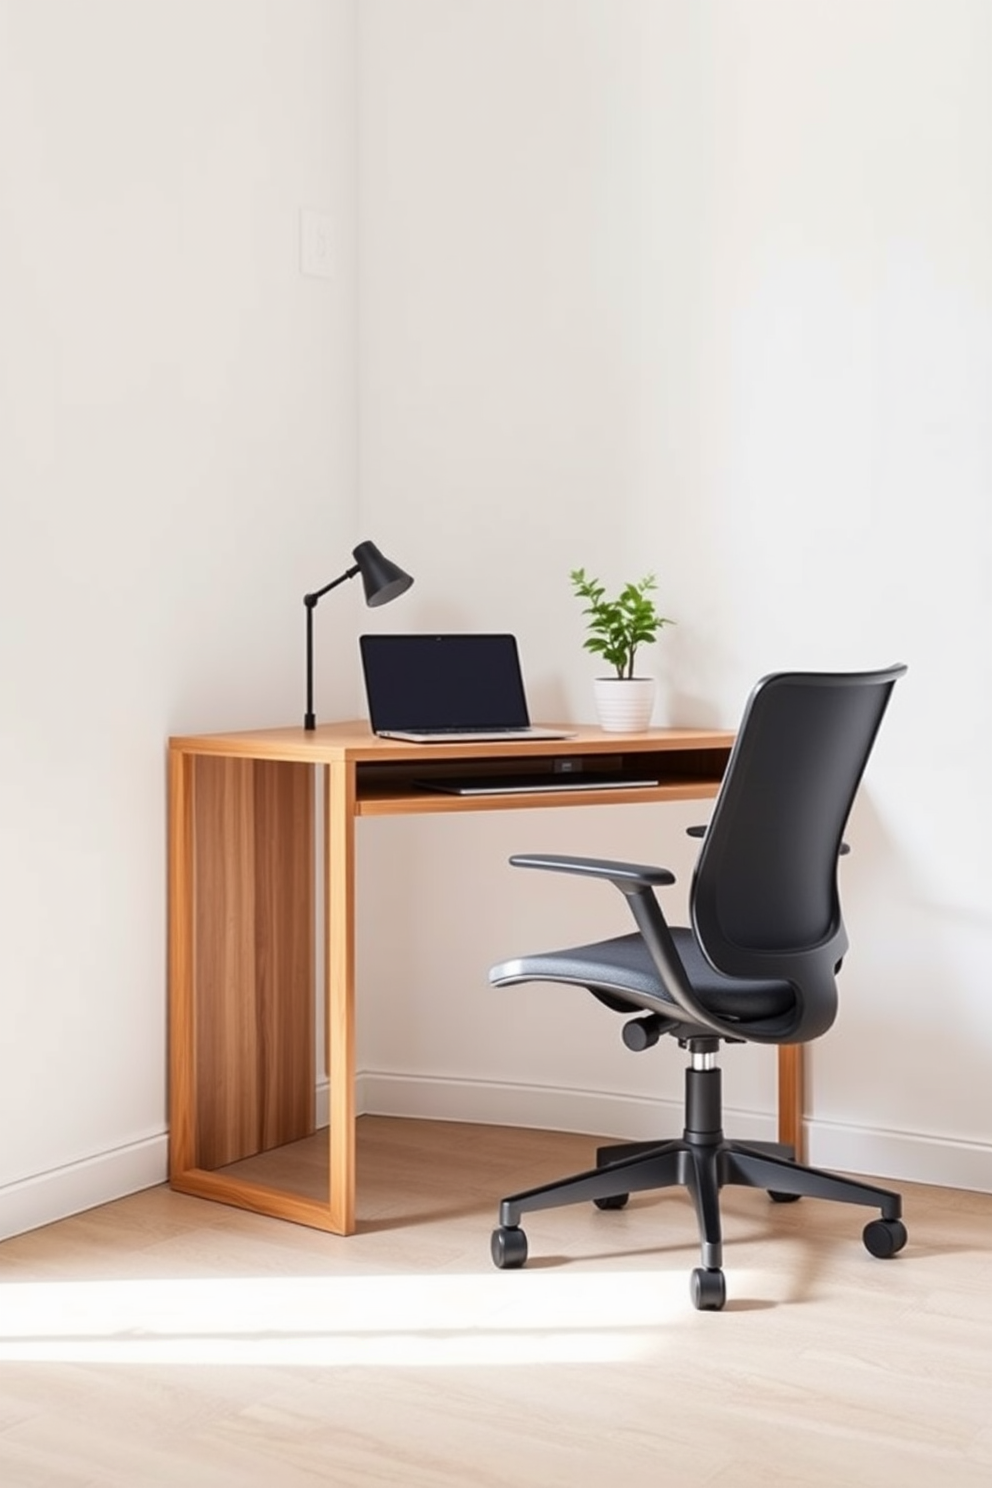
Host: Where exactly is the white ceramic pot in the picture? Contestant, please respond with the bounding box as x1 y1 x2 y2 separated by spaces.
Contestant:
592 676 657 733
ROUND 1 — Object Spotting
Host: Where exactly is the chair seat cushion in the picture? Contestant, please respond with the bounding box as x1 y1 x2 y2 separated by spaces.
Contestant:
491 929 795 1022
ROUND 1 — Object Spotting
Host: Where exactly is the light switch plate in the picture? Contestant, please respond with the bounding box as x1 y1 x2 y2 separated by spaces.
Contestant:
300 208 333 279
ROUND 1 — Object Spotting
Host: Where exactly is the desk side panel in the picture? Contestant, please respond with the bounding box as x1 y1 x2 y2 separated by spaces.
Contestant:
191 756 315 1169
254 760 316 1152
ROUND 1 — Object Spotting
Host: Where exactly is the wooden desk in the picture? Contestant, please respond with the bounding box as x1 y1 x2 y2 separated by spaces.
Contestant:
168 721 802 1234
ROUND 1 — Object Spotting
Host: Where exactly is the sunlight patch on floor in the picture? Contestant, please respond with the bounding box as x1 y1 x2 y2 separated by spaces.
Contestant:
0 1268 759 1365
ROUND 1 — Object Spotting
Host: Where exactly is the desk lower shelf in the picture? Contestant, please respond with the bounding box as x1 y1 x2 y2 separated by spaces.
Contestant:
356 779 724 815
354 740 731 814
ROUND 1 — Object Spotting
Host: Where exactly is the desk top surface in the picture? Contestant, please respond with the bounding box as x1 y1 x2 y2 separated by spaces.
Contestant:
168 720 736 765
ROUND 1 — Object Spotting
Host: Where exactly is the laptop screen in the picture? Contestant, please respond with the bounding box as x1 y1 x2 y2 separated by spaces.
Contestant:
360 634 532 732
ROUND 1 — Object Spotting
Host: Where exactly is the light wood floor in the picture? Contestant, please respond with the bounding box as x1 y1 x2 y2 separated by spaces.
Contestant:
1 1117 990 1487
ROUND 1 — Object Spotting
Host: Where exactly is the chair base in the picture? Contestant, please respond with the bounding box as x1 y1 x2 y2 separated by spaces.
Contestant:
491 1060 906 1308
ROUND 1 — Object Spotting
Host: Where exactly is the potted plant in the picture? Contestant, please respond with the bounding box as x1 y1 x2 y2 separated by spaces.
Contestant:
570 567 675 731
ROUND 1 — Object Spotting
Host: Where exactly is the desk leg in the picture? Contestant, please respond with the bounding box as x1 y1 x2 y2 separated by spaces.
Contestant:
326 760 357 1234
777 1045 804 1158
168 747 196 1179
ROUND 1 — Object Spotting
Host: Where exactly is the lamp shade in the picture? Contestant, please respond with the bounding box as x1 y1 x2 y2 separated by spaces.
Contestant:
353 540 414 608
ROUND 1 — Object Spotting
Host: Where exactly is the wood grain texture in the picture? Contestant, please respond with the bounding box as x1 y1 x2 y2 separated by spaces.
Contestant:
167 745 195 1177
167 1168 335 1230
189 755 314 1169
167 720 737 761
252 759 315 1152
326 758 357 1234
355 777 724 816
166 723 805 1239
778 1043 805 1156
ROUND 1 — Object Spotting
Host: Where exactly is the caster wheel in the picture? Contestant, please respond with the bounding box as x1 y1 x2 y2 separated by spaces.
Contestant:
769 1190 802 1203
594 1193 629 1211
491 1225 528 1269
690 1266 726 1311
863 1218 907 1258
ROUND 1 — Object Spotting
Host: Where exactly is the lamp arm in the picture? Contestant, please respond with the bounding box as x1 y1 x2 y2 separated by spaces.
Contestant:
305 563 359 608
303 564 360 730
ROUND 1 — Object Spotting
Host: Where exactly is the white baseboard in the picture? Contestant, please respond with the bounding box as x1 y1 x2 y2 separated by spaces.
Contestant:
3 1078 987 1244
355 1071 777 1146
351 1071 992 1193
807 1120 992 1193
0 1132 168 1244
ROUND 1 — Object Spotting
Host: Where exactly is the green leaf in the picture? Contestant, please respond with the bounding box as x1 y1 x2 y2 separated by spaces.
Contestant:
570 567 674 676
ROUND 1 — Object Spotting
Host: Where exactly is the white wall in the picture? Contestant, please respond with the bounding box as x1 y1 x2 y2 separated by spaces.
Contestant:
357 0 992 1188
2 0 989 1244
0 0 359 1237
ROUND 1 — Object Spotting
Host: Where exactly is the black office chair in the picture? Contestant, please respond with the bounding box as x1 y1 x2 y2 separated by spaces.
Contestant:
488 666 908 1309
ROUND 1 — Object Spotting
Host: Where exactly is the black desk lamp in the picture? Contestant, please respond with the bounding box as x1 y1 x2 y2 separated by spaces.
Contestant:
303 539 413 730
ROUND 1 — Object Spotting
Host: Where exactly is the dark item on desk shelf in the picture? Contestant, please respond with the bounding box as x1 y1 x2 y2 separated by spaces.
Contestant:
304 540 413 730
360 633 574 743
486 664 909 1312
415 773 660 797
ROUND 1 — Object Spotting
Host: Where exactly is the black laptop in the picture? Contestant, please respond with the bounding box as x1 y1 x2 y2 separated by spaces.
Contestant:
359 633 573 743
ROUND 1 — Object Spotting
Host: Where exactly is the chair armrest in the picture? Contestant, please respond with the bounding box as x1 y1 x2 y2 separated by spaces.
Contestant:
508 853 675 894
507 854 732 1039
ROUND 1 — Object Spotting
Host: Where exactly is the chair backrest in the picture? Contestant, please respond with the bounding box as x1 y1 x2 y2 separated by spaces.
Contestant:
690 666 906 1043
